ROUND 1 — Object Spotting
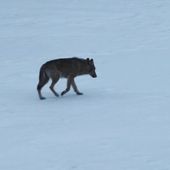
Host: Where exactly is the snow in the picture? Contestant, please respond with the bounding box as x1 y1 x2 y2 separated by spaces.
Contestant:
0 0 170 169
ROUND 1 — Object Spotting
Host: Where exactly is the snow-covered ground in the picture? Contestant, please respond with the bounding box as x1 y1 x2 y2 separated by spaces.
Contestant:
0 0 170 169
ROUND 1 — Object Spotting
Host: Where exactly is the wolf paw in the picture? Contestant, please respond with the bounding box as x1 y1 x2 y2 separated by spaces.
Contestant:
77 92 83 95
40 97 46 100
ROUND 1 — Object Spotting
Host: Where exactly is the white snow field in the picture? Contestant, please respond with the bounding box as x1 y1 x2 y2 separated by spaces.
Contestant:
0 0 170 169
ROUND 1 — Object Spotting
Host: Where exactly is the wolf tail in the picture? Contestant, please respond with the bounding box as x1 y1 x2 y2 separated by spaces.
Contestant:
37 64 49 91
39 65 47 81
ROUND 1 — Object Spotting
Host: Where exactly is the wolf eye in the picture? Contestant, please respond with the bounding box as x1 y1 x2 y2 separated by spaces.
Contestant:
89 67 95 72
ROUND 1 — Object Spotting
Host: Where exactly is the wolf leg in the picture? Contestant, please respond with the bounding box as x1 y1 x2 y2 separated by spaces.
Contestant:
71 79 83 95
61 75 72 96
49 76 60 97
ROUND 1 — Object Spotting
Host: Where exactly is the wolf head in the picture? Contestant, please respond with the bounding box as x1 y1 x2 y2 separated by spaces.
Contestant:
86 58 97 78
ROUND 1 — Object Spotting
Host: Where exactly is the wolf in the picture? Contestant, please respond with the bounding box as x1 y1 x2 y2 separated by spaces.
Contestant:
37 57 97 100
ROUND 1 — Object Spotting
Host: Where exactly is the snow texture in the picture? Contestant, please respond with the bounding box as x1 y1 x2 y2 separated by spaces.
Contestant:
0 0 170 169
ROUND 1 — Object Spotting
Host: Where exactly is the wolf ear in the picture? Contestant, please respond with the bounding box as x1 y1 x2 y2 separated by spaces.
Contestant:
86 58 90 64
